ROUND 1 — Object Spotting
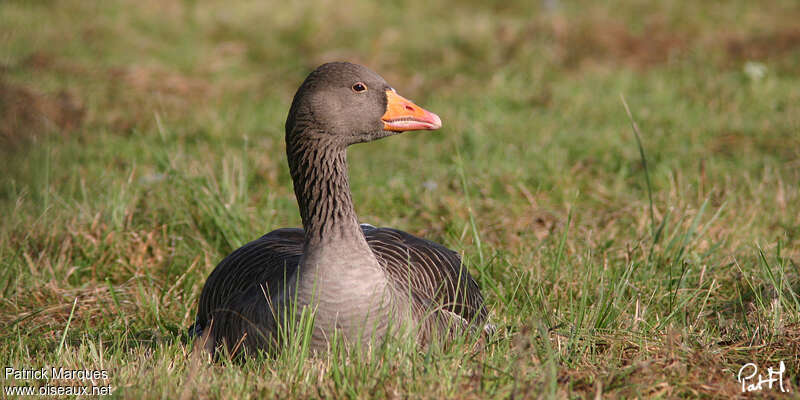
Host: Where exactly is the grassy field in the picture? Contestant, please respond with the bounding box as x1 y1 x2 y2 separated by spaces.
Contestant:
1 0 799 398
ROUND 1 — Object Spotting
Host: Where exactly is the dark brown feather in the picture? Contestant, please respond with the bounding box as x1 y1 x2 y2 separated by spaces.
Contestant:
193 225 488 354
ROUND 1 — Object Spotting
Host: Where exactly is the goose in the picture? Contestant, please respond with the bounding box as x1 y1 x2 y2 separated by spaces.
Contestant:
192 62 491 356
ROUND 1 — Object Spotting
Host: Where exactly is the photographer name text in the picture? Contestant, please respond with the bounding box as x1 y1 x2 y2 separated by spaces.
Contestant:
5 367 109 381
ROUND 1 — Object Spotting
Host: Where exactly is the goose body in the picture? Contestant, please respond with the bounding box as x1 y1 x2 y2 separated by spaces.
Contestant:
193 62 490 356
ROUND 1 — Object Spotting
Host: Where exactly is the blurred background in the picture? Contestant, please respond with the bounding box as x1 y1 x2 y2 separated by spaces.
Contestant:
1 0 799 397
2 0 797 250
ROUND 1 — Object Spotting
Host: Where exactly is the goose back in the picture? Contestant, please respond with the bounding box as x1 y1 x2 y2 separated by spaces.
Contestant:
193 225 488 355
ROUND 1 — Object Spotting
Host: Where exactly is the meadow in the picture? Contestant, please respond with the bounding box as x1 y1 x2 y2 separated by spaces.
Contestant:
1 0 799 398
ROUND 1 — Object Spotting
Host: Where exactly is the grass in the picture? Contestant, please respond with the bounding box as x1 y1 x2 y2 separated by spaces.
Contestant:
1 0 799 398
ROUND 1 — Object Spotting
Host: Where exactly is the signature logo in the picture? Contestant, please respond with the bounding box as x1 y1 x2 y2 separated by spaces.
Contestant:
738 361 788 393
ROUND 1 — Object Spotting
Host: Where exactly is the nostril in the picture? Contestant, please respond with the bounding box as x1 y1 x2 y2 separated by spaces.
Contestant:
404 105 415 111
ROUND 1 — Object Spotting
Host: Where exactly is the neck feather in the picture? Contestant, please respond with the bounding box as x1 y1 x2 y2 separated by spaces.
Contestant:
286 131 364 246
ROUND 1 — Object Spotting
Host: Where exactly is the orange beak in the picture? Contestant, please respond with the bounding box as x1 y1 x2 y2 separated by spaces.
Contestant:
381 90 442 132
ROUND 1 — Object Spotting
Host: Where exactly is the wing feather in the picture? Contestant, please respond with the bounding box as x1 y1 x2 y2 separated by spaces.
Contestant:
362 226 488 335
193 225 489 355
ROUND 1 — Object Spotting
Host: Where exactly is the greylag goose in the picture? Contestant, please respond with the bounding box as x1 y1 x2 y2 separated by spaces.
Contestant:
192 62 490 356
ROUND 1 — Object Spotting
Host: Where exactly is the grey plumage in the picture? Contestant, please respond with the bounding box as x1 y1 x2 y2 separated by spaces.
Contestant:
192 62 491 357
194 226 489 355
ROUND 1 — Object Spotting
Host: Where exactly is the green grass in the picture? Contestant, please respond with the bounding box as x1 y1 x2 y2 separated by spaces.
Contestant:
1 0 799 398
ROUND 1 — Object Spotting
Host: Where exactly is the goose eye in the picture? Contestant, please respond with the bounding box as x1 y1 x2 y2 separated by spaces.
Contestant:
352 82 367 93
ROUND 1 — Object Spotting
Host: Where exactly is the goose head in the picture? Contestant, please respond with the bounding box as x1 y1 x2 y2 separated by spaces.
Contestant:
285 62 442 146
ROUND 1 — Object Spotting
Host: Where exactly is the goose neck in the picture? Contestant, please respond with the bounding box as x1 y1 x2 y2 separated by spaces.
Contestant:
287 134 363 247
